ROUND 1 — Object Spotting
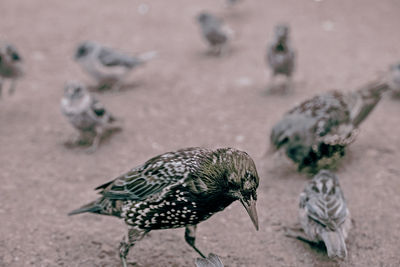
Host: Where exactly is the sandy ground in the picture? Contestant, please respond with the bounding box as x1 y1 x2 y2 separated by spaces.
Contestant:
1 0 400 266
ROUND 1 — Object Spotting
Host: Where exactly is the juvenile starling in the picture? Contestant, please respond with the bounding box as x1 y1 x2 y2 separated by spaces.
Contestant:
0 42 23 98
197 12 232 56
266 24 295 92
388 62 400 95
75 41 157 90
285 170 351 259
69 147 259 267
60 81 120 153
270 79 389 173
195 253 224 267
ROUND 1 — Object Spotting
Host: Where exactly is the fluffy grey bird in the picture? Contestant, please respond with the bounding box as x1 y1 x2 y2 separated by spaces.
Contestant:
60 81 120 153
285 170 351 259
388 62 400 95
197 12 232 56
75 41 157 90
69 147 259 267
270 78 389 173
266 24 295 92
0 42 23 98
195 253 224 267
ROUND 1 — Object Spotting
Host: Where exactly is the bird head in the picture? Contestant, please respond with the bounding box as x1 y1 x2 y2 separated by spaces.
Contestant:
222 149 260 231
75 41 94 60
64 81 87 100
274 24 290 42
310 169 339 196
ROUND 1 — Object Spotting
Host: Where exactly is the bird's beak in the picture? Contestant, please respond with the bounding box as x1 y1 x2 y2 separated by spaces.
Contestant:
240 197 259 231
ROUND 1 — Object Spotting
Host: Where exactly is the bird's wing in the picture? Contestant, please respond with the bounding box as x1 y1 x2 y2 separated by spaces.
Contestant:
88 97 116 123
195 253 224 267
305 191 348 231
98 47 135 67
95 148 208 201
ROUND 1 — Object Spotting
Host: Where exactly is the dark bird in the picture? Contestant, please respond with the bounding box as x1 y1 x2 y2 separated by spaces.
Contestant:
195 253 224 267
61 81 120 153
388 62 400 96
197 12 233 56
0 42 23 98
285 170 351 259
75 41 157 90
69 147 259 267
266 24 295 92
270 78 389 173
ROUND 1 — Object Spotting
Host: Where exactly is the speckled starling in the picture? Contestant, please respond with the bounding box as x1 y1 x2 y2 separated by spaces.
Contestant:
75 41 157 90
197 12 232 56
285 170 351 259
388 62 400 96
0 42 23 98
69 147 259 267
270 79 389 173
61 81 120 153
195 253 224 267
266 24 295 91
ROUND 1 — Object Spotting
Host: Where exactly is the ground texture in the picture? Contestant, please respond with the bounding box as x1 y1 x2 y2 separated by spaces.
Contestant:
1 0 400 266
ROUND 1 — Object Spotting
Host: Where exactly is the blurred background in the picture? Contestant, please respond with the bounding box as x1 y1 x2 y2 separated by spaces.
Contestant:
1 0 400 266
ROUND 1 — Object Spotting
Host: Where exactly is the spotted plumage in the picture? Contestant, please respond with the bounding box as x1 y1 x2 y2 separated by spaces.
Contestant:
197 12 232 56
286 170 351 259
69 147 260 267
61 81 120 153
75 41 157 90
266 24 295 90
270 79 389 173
0 42 23 98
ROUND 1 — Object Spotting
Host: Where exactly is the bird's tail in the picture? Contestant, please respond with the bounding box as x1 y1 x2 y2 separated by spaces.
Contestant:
321 230 347 259
68 198 121 217
349 78 389 127
195 253 224 267
134 50 158 65
68 200 102 216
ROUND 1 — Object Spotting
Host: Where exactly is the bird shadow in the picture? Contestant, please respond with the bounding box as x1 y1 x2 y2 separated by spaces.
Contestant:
87 81 143 94
63 127 122 151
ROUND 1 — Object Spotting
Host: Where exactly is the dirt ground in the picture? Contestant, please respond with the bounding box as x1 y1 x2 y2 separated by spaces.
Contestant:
1 0 400 266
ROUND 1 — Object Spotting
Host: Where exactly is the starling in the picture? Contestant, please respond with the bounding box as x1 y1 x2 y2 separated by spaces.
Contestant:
388 62 400 96
266 24 295 92
270 78 389 173
60 81 120 153
0 42 23 98
285 170 351 259
197 12 232 56
74 41 157 90
195 253 224 267
69 147 259 267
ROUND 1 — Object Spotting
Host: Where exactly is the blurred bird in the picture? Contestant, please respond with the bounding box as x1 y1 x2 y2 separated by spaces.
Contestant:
74 41 157 90
388 62 400 95
197 12 233 56
266 24 295 92
270 78 389 173
225 0 242 8
285 170 351 259
0 42 23 98
69 147 259 267
61 81 120 153
195 253 224 267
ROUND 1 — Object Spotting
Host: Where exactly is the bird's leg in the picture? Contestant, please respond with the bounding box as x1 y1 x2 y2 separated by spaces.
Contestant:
119 228 147 267
86 127 103 153
9 78 17 95
185 225 206 258
267 73 276 93
284 76 293 94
